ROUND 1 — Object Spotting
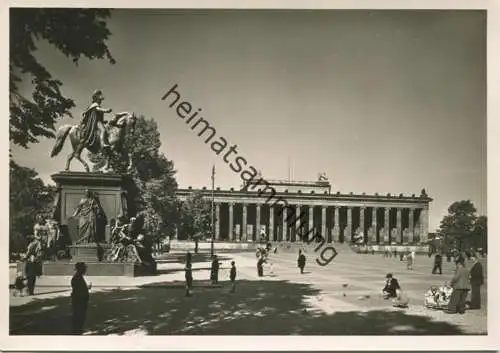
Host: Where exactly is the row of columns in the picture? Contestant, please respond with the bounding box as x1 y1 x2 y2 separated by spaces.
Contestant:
214 203 428 244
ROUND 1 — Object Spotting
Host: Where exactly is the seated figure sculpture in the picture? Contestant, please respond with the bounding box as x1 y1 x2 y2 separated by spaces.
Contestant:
106 214 155 266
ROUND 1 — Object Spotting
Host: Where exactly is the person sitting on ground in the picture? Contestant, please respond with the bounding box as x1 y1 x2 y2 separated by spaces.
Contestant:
382 273 401 299
424 286 439 309
437 282 453 308
425 282 452 309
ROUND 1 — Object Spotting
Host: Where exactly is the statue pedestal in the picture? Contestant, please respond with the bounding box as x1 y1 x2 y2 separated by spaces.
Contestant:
68 243 109 263
51 171 137 245
43 171 157 276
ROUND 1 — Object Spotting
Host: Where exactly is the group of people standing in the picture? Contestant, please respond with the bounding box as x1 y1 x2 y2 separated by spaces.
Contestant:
15 215 59 296
184 252 237 297
430 251 484 313
446 254 484 313
382 253 485 314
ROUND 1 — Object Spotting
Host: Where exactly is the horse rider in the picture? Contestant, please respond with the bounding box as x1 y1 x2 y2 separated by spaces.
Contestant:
80 90 113 149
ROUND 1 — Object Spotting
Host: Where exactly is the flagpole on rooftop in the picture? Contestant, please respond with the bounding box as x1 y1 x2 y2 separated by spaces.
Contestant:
210 165 215 257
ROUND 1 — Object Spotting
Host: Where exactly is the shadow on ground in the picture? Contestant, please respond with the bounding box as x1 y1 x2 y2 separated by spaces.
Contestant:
10 279 471 335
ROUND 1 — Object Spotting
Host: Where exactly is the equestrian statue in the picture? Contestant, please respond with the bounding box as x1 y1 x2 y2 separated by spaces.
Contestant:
50 90 137 173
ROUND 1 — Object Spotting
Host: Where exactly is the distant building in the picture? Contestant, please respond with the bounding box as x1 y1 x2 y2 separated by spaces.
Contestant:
176 177 432 244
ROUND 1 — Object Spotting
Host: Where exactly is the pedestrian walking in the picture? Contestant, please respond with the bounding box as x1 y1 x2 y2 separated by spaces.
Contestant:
71 262 92 335
230 261 237 293
447 260 470 314
210 255 220 285
257 257 264 277
406 251 414 271
297 250 306 274
469 254 484 309
185 261 193 297
432 253 443 275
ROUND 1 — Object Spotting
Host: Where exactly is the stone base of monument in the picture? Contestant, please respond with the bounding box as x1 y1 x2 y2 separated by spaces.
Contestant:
41 261 157 277
17 245 158 277
68 243 109 263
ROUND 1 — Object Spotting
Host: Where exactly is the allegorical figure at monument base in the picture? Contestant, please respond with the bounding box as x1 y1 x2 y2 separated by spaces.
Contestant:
72 190 107 244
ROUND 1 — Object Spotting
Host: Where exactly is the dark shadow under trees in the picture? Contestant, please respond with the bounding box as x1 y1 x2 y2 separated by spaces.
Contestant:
10 279 472 335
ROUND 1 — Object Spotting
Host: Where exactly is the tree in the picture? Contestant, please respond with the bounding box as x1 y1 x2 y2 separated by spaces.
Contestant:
10 8 115 148
10 160 56 253
90 115 178 244
437 200 478 251
472 215 487 253
178 191 213 253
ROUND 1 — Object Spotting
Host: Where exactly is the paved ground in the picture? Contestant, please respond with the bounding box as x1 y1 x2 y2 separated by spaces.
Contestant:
9 248 487 335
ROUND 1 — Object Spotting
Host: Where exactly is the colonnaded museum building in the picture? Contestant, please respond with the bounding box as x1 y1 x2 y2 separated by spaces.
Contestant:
176 176 432 245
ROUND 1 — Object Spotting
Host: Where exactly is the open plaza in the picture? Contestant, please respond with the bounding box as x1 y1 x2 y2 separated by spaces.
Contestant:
9 243 487 335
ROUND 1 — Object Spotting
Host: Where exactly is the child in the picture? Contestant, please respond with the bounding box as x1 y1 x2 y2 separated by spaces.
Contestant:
230 261 237 293
424 283 453 310
13 270 26 297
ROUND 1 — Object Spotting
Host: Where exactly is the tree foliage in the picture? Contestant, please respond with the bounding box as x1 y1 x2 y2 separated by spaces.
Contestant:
437 200 486 251
90 115 178 241
10 160 56 252
10 8 115 148
473 215 487 252
178 191 213 241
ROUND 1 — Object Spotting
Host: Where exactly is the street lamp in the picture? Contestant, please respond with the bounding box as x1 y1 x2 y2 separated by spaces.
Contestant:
210 165 215 257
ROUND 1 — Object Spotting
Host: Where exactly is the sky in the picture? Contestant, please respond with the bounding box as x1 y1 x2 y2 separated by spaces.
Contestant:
10 9 487 232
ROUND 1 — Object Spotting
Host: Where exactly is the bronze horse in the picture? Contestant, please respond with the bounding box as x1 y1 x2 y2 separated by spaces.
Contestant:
50 113 137 173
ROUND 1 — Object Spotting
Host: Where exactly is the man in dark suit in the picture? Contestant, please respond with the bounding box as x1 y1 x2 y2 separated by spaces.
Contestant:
447 260 470 314
297 250 306 274
71 262 91 334
432 253 443 275
469 254 484 309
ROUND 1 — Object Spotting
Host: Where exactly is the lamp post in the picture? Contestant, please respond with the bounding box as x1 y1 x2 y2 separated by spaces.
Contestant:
210 165 215 257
